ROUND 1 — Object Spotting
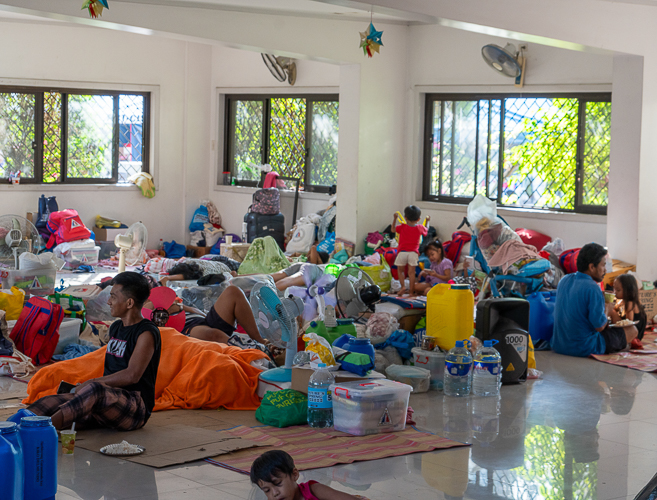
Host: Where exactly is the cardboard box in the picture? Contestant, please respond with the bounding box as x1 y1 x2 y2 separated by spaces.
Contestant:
640 289 657 319
291 366 385 395
398 311 426 333
603 260 636 287
186 245 212 258
93 226 125 241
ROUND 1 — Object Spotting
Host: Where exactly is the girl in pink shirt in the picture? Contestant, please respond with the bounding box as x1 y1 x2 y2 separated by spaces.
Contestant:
415 241 453 296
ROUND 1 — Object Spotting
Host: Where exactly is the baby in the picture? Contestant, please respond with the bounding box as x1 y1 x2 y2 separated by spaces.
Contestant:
251 450 365 500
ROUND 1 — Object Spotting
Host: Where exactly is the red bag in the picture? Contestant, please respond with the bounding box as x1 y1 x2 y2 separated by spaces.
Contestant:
377 247 399 279
443 231 472 264
46 209 91 249
10 297 64 365
516 228 552 252
559 248 581 274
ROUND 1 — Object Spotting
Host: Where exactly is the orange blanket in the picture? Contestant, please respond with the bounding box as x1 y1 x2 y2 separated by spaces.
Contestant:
23 328 268 411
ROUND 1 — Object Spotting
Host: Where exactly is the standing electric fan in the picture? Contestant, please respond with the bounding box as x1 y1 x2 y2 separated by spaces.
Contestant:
334 267 381 322
114 222 148 273
250 282 304 383
0 215 40 269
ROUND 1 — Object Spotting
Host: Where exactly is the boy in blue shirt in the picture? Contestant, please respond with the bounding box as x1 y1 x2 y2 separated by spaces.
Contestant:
552 243 638 357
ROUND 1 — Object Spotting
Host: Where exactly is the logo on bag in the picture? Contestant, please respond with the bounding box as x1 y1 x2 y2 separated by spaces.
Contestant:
70 219 82 229
379 407 392 426
31 277 42 289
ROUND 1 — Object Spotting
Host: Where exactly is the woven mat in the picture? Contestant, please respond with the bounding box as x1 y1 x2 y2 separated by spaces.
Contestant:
591 331 657 372
205 424 468 474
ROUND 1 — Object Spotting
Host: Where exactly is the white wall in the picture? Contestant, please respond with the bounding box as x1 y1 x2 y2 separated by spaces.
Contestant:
0 22 209 248
407 25 613 249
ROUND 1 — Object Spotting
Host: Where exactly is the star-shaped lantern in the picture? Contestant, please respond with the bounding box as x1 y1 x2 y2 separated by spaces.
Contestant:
82 0 109 18
359 22 383 58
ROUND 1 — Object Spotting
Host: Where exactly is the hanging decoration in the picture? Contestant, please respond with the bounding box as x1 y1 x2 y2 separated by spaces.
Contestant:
359 22 383 58
82 0 109 18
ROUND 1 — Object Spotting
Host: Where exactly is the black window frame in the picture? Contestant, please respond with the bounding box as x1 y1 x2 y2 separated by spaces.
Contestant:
0 86 150 185
223 93 339 194
422 92 612 215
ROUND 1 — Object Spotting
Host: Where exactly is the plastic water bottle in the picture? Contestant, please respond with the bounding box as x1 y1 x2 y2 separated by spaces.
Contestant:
472 340 502 397
18 416 58 500
442 396 472 444
307 363 335 428
472 395 501 444
444 340 473 396
0 422 23 500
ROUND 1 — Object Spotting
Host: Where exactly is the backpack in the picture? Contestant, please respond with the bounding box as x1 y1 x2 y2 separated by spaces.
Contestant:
36 195 58 229
559 248 581 274
443 231 472 264
189 205 209 232
10 297 64 365
46 210 91 249
251 188 280 215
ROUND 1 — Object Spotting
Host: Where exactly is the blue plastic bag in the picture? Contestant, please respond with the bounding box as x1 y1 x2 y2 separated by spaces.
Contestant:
189 205 209 232
375 329 415 359
317 232 335 254
163 240 186 259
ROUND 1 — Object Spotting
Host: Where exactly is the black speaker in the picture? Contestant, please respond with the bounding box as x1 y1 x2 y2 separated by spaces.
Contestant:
475 298 529 384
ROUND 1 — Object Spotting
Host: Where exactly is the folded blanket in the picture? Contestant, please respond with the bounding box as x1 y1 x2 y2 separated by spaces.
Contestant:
23 328 268 411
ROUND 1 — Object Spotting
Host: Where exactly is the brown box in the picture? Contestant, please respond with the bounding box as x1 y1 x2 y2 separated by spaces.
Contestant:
93 226 125 241
26 212 36 224
186 245 211 258
639 289 657 319
291 366 384 395
603 260 636 288
398 311 425 333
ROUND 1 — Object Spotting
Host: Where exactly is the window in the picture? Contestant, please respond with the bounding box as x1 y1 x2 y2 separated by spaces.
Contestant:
224 94 339 192
0 88 149 184
423 93 611 213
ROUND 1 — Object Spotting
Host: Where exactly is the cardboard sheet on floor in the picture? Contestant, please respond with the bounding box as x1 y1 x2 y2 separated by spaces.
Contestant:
0 390 28 401
145 408 260 430
75 423 262 468
205 425 470 473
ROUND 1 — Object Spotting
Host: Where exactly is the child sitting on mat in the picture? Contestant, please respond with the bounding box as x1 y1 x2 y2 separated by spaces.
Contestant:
414 241 453 296
251 450 366 500
392 205 429 296
610 274 648 340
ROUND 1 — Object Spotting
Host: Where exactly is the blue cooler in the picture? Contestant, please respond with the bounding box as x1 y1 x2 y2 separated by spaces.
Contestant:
527 290 557 342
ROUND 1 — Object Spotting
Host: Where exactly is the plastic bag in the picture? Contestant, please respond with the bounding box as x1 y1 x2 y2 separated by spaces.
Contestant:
0 287 25 321
375 351 391 373
19 252 64 272
375 329 415 359
467 195 497 231
302 332 337 367
359 259 392 293
86 287 115 322
542 237 565 256
379 345 403 366
385 365 431 393
189 204 209 232
255 390 308 428
365 312 399 345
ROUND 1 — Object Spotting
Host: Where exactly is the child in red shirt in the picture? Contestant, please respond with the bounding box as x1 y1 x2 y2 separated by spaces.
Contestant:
393 205 429 295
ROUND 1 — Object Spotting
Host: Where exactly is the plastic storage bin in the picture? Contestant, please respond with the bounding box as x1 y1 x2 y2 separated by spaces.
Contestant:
54 318 82 355
426 283 474 351
385 365 431 393
330 379 413 436
411 347 446 390
1 269 56 297
65 247 99 268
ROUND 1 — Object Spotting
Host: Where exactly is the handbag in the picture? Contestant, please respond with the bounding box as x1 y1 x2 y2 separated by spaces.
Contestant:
251 188 280 215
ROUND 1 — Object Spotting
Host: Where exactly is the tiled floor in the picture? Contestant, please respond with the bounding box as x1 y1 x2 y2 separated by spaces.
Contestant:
5 350 657 499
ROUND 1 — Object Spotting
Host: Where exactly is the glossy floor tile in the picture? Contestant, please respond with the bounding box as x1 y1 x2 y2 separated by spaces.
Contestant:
4 350 657 499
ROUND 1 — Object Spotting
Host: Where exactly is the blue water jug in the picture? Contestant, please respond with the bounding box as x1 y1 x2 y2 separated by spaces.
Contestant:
0 422 23 500
332 334 375 362
7 408 36 425
527 290 557 342
18 416 58 500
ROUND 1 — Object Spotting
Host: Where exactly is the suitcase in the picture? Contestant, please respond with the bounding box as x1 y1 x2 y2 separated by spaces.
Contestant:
244 212 285 249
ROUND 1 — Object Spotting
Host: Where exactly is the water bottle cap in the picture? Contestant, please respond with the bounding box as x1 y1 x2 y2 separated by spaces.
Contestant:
318 363 326 368
455 340 464 347
483 340 493 347
20 416 53 427
0 422 17 434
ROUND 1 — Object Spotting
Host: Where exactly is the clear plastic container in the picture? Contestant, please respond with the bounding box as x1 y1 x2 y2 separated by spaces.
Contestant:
426 284 475 351
472 340 501 397
330 379 413 436
2 269 56 297
385 365 431 393
444 340 473 397
65 246 99 268
411 347 446 390
308 363 335 429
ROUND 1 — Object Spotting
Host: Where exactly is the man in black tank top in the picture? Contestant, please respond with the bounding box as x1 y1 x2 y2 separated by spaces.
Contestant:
27 272 161 431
